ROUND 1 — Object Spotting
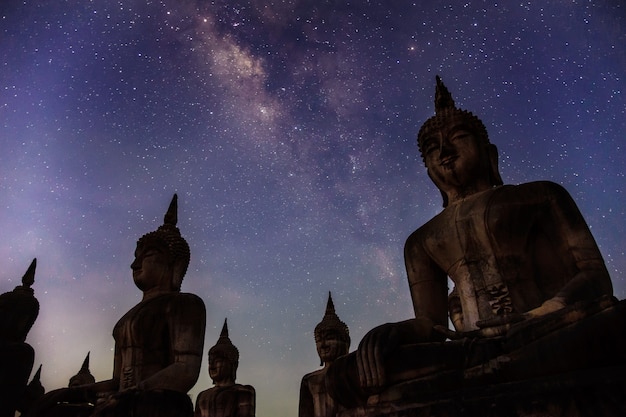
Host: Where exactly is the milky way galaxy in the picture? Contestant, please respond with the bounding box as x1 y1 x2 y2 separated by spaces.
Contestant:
1 1 625 416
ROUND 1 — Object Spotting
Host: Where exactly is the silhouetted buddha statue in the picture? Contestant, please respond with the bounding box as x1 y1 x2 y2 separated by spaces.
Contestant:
299 292 350 417
68 353 95 387
29 194 206 417
326 77 624 411
194 319 255 417
0 258 39 417
20 365 45 415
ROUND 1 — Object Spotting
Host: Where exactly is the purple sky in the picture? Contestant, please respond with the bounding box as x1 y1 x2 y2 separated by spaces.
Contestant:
1 1 624 416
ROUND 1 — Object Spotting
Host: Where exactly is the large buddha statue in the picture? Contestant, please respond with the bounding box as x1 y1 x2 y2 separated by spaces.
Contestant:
299 292 350 417
0 258 40 417
29 194 206 417
194 319 255 417
326 76 625 412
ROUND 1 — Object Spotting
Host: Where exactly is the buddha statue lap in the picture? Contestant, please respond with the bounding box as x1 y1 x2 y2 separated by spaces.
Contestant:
194 319 255 417
325 76 624 411
28 195 206 417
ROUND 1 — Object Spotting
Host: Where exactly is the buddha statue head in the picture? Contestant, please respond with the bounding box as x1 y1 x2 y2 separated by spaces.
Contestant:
208 319 239 386
68 352 96 387
0 259 39 344
132 194 190 292
314 292 350 366
417 76 503 207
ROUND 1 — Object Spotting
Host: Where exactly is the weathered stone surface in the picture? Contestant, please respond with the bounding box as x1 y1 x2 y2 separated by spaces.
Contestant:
325 76 625 416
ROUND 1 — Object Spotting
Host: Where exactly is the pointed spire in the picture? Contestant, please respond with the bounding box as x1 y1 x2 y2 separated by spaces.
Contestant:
80 352 90 371
209 318 239 366
21 258 36 288
164 194 178 226
32 364 42 382
0 259 40 342
220 318 229 338
68 352 95 387
434 75 455 113
136 194 190 288
325 291 336 316
314 292 350 344
25 364 45 405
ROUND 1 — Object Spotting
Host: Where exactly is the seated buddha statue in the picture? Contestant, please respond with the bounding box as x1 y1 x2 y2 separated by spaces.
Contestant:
29 194 206 417
194 319 255 417
298 292 350 417
0 259 39 417
326 76 621 408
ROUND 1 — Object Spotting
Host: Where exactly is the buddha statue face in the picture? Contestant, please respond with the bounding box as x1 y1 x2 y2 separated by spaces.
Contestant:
421 121 493 198
131 241 175 293
209 353 236 386
417 76 503 207
316 330 349 364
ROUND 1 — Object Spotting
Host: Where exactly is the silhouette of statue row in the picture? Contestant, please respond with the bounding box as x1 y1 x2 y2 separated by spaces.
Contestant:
1 196 256 417
3 76 626 417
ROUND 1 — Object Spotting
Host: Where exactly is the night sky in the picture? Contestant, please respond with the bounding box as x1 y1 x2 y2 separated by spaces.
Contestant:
1 1 625 416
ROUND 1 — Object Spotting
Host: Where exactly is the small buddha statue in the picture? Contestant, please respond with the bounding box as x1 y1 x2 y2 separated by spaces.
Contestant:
194 319 255 417
29 194 206 417
299 292 350 417
326 76 622 409
0 258 40 417
19 365 46 415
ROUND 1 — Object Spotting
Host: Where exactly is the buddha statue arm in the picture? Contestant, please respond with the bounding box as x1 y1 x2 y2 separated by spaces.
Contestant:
139 294 206 392
404 232 449 330
194 390 208 417
237 385 256 417
355 234 448 388
525 182 613 318
298 376 314 417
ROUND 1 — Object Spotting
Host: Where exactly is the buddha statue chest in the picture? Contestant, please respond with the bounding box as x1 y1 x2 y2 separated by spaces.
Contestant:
421 182 575 329
113 294 178 389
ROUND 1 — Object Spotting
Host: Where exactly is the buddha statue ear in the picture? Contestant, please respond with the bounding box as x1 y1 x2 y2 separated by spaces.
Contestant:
427 169 450 208
171 262 186 291
487 143 503 187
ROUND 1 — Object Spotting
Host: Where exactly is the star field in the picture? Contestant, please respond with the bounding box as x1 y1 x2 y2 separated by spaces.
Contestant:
1 1 625 416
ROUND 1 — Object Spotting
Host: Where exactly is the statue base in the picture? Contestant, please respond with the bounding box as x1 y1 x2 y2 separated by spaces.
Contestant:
337 365 626 417
332 298 626 417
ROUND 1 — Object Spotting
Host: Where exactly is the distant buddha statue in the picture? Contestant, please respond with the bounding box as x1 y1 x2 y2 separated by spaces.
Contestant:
326 76 623 409
29 194 206 417
68 353 95 387
20 365 45 415
0 258 39 417
194 319 255 417
299 292 350 417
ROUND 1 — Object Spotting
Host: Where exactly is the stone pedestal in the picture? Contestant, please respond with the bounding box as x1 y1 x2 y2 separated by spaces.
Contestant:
338 366 626 417
335 299 626 417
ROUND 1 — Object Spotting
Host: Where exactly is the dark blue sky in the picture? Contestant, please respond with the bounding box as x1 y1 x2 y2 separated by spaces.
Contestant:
1 1 624 415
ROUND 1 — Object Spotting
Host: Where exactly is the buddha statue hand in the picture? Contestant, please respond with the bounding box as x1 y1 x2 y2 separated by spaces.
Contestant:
523 297 567 319
357 323 398 388
434 313 526 340
356 318 435 388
